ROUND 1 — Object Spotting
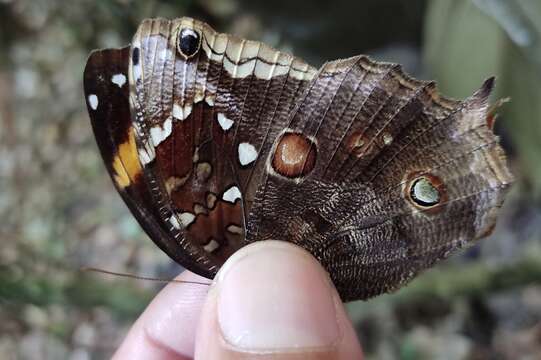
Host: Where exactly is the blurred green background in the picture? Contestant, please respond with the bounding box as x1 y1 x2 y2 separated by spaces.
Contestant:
1 0 541 359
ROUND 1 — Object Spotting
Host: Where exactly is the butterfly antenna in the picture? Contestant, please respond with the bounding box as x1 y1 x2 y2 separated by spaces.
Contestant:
80 267 212 286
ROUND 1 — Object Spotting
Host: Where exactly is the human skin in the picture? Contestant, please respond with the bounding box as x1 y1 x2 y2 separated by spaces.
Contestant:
113 241 364 360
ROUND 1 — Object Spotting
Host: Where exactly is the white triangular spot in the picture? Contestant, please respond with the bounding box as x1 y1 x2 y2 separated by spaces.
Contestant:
169 216 181 230
183 104 193 119
222 186 241 203
112 74 127 88
203 239 220 253
172 104 183 120
150 117 173 146
227 225 243 235
194 91 204 104
179 212 196 227
238 142 258 166
217 113 234 131
172 103 192 121
88 94 98 110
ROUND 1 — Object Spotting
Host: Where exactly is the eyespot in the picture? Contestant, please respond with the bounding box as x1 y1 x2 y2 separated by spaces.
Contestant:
404 172 447 213
410 177 440 207
177 28 201 58
271 132 317 178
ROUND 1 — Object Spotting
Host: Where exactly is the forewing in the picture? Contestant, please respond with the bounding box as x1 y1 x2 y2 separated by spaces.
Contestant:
125 18 316 273
84 47 212 276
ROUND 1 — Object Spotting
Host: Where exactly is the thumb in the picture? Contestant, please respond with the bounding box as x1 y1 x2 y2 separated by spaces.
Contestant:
194 241 363 359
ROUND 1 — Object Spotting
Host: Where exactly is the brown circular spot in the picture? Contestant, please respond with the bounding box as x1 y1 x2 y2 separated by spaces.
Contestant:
272 132 317 178
404 172 448 214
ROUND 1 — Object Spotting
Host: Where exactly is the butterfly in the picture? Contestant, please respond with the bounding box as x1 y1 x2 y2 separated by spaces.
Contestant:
83 17 513 301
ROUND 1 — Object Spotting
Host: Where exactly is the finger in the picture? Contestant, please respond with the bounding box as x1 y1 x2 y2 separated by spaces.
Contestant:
194 240 363 359
113 270 209 360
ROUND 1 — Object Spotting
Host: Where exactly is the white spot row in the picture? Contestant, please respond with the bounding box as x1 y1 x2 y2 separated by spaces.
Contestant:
194 92 215 107
87 73 126 112
200 32 317 81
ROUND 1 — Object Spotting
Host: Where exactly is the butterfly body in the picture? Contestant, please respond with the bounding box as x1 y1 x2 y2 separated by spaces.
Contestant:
84 17 513 301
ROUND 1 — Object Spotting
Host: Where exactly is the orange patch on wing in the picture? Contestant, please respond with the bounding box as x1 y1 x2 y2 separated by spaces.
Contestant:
113 127 143 188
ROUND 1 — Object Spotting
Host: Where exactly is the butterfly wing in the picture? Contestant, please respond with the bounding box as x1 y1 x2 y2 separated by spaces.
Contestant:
84 18 317 276
85 21 513 301
84 47 218 276
246 56 513 300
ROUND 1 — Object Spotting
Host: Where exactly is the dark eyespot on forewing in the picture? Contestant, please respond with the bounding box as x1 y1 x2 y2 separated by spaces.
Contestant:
178 28 201 58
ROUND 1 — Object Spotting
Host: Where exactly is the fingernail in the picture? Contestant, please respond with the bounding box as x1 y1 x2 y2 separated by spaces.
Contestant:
216 241 340 352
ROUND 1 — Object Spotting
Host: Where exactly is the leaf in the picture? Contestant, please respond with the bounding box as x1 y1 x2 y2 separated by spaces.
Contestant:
473 0 541 73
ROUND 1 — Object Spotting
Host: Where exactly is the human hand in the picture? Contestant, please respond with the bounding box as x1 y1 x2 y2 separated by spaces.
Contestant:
114 241 363 359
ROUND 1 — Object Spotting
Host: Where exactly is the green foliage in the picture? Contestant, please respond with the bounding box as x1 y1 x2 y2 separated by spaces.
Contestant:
424 0 541 199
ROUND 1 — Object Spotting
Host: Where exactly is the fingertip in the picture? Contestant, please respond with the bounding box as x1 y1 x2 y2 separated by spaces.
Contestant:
114 271 209 359
194 241 363 359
